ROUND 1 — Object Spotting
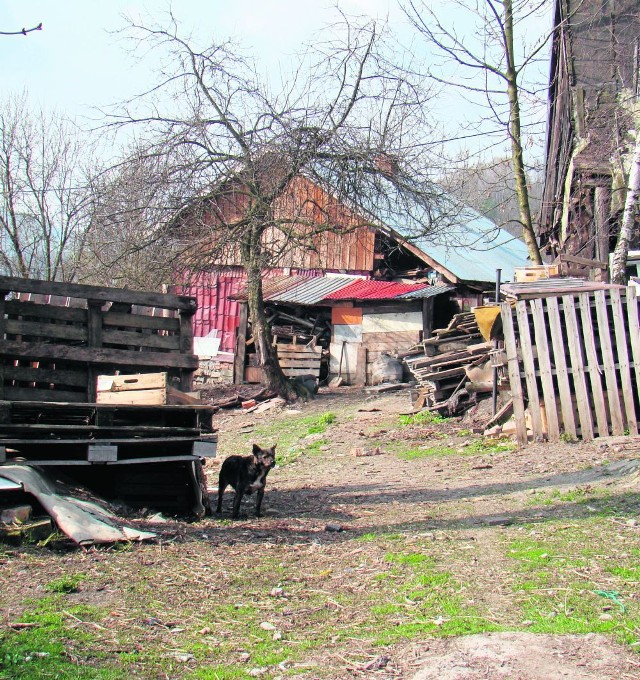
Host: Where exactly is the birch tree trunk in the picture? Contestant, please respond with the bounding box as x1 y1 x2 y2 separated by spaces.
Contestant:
610 137 640 285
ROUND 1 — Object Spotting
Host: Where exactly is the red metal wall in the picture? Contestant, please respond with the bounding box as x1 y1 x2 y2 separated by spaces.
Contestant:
175 268 328 353
177 269 244 353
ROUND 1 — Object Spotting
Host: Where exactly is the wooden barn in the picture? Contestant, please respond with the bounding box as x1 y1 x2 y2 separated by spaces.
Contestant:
175 171 529 386
539 0 640 275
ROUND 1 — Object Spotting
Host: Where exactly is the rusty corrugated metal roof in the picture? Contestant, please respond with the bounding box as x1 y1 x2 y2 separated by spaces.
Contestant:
230 275 309 302
324 280 429 300
271 276 362 304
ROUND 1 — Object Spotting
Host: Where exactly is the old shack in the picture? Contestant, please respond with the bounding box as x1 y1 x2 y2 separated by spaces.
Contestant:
175 172 529 385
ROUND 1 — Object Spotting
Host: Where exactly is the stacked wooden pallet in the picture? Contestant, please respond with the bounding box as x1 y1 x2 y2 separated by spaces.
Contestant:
275 342 323 378
0 275 198 403
403 313 491 411
0 400 216 516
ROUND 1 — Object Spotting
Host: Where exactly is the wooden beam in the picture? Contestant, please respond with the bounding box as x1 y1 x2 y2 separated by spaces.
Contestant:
234 303 249 385
0 275 197 311
555 253 608 269
0 340 199 370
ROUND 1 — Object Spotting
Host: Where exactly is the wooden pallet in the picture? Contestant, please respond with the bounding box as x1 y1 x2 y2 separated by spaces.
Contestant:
403 310 492 409
0 275 198 402
275 343 322 378
0 400 217 465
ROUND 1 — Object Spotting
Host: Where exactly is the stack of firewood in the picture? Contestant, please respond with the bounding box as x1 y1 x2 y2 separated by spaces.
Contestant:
403 313 493 412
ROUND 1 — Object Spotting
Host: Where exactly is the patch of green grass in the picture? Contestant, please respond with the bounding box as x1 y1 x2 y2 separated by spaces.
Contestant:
397 445 458 460
463 437 516 455
45 573 87 594
0 595 119 679
306 411 337 434
364 550 501 644
505 530 640 645
607 565 640 581
304 438 328 454
228 411 338 466
399 411 448 426
357 532 404 542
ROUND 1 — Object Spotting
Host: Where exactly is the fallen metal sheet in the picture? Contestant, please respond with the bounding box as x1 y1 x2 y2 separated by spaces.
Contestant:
0 465 155 545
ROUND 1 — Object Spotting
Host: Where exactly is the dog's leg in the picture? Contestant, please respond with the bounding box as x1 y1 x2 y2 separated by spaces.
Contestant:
231 490 243 519
216 479 228 514
255 488 265 517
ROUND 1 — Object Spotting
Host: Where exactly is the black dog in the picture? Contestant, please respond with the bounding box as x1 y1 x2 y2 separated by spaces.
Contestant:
216 444 276 519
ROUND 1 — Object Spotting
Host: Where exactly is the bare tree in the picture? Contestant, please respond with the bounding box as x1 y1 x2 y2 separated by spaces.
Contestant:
442 156 544 239
404 0 549 264
0 94 92 281
0 23 42 37
78 146 179 289
610 136 640 284
104 13 450 399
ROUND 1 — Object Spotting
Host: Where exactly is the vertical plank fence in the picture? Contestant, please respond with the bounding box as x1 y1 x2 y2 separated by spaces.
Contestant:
501 287 639 445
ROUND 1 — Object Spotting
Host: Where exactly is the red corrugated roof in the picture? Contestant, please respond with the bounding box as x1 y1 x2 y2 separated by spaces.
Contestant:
324 280 429 300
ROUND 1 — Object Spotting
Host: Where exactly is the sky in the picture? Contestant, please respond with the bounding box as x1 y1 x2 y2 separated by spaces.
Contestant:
3 1 406 119
2 1 553 160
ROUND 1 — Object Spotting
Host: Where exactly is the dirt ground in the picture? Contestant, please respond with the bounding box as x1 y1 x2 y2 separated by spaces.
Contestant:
204 387 640 679
2 386 640 679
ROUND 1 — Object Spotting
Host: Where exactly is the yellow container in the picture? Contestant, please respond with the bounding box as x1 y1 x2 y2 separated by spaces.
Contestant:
473 305 502 342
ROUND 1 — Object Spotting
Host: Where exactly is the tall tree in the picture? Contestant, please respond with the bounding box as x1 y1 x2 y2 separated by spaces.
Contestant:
0 94 92 281
404 0 548 264
104 13 449 399
610 136 640 284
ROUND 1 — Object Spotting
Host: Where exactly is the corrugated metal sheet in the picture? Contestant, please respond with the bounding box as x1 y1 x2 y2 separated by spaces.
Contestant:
271 276 360 304
348 172 529 283
178 269 245 353
324 280 429 300
230 274 316 301
175 268 325 352
501 279 625 298
398 284 456 299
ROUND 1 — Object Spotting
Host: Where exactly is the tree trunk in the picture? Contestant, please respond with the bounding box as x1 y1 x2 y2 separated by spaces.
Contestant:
503 0 543 265
244 260 297 401
610 137 640 285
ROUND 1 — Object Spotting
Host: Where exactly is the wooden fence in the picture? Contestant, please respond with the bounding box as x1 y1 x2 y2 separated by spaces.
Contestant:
501 287 640 445
0 276 198 403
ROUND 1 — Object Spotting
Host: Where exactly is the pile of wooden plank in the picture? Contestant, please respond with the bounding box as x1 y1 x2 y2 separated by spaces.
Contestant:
403 312 492 412
0 400 216 516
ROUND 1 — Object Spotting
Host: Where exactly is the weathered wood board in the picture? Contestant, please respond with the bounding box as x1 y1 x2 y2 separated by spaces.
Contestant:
501 288 638 444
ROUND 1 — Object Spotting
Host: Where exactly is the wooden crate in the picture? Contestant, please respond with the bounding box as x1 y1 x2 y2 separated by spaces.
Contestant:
97 373 201 406
276 343 322 378
513 265 560 282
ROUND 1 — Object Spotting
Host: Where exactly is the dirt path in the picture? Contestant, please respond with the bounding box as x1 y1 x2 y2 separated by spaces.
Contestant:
208 388 640 679
2 387 640 679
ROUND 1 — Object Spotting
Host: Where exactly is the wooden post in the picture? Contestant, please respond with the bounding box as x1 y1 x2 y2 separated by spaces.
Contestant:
86 301 103 402
0 291 6 400
179 308 195 391
233 303 249 385
501 302 528 446
594 187 611 278
355 345 367 387
422 297 434 340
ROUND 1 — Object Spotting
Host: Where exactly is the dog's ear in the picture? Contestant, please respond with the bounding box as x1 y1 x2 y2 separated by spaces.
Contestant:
271 444 277 452
252 443 261 456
